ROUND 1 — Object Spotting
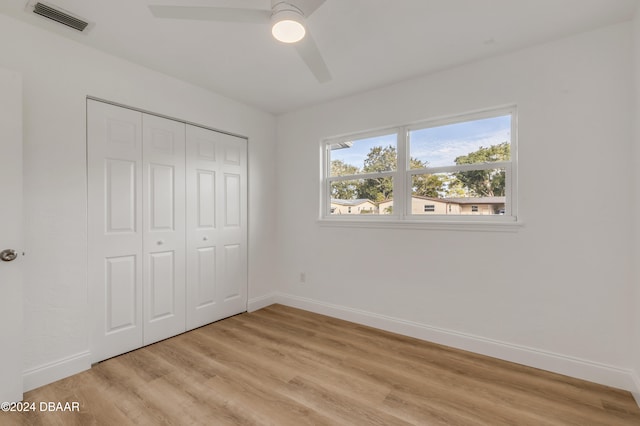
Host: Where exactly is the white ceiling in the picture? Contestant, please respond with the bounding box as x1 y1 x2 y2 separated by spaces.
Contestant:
1 0 638 114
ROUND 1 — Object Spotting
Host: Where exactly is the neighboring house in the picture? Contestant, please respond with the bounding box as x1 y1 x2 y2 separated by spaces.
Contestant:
377 195 506 215
410 195 459 215
377 199 394 214
330 199 377 214
442 196 506 215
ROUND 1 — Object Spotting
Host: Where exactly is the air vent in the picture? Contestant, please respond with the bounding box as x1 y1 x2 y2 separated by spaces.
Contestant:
32 2 89 32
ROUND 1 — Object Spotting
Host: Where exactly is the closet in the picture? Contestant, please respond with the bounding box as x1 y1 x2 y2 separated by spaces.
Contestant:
87 99 247 363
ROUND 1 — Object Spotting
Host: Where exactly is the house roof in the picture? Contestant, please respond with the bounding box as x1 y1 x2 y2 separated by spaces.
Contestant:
379 195 506 205
410 195 449 203
442 197 506 205
330 199 374 206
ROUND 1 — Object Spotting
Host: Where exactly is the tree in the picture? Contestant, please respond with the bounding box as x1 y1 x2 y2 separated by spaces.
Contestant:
442 177 468 197
331 159 359 177
356 146 396 202
363 146 397 173
355 145 448 201
453 142 510 197
330 160 360 199
412 172 445 198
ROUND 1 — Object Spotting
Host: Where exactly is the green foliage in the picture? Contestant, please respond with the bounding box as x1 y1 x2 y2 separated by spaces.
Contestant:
330 142 510 203
412 174 445 198
357 146 397 202
453 142 510 197
363 146 397 173
442 177 468 197
331 159 359 177
330 160 360 199
355 145 446 201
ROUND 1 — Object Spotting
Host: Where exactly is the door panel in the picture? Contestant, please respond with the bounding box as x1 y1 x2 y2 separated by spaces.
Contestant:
105 159 137 233
149 164 175 230
142 114 186 345
88 100 143 363
186 125 219 330
186 126 247 329
149 251 176 320
223 244 241 301
0 67 23 403
196 246 216 308
224 173 241 227
105 255 138 333
197 171 216 228
186 126 247 328
217 134 248 318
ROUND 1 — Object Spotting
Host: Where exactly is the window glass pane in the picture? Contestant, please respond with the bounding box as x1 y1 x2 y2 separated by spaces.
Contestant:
330 178 394 215
409 115 511 169
330 133 397 176
410 169 506 215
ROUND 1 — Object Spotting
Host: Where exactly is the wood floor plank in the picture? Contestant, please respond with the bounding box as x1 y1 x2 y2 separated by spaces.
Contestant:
2 304 639 425
255 305 640 424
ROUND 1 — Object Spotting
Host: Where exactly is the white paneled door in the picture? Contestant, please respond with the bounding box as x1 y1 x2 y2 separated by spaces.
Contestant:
0 67 23 403
185 125 247 330
88 101 144 362
88 100 247 363
142 114 186 345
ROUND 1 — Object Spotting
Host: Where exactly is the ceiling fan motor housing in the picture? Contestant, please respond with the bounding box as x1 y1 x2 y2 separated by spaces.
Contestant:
271 2 306 43
271 1 305 17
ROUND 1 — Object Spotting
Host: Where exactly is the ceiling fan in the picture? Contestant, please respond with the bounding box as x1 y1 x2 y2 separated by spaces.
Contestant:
148 0 331 83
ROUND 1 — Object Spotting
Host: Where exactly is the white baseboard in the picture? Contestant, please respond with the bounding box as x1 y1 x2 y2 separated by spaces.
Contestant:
632 370 640 408
273 293 638 393
23 351 91 393
247 292 278 312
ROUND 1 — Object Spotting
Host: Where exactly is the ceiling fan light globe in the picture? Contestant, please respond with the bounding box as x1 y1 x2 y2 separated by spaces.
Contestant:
272 20 305 43
271 9 306 43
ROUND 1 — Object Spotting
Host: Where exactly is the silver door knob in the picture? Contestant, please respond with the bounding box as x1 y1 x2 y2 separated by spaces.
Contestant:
0 249 18 262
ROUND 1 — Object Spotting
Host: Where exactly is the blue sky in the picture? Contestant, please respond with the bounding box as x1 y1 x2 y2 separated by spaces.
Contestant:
331 115 511 170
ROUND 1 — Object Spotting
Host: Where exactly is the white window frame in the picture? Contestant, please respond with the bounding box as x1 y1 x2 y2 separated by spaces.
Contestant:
320 106 519 231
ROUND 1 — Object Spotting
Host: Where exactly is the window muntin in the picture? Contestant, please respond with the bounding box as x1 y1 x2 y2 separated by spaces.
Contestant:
322 107 516 224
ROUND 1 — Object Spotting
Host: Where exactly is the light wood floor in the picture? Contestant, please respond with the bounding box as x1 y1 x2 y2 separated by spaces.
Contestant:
3 304 640 425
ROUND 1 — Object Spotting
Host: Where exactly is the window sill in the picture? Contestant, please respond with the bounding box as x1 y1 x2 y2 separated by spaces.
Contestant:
317 217 523 232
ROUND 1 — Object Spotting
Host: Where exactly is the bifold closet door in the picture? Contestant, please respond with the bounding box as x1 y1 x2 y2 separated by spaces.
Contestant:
142 114 186 345
88 100 144 363
186 125 247 329
89 99 247 363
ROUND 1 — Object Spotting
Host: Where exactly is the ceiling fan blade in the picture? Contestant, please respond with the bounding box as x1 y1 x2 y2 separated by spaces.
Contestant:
293 0 327 18
294 31 332 83
149 5 270 23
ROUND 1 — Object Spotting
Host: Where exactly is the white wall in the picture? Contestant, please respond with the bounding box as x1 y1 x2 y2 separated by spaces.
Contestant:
277 23 637 391
0 13 277 389
632 4 640 404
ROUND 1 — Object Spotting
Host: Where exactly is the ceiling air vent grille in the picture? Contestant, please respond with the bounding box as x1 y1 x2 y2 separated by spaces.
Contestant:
33 2 89 32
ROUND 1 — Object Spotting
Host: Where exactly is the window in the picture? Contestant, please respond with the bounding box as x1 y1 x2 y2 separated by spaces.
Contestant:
321 107 517 226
